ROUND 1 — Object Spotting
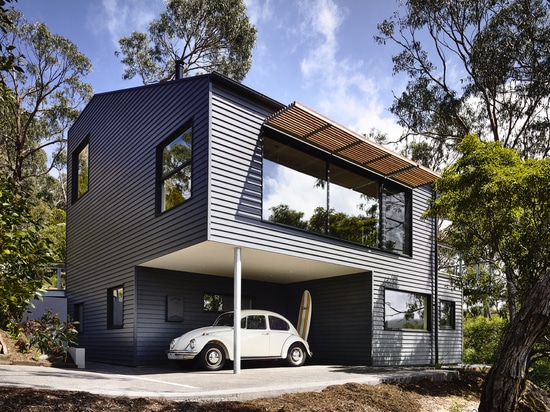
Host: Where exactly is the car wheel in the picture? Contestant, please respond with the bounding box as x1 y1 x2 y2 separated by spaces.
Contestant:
286 343 306 367
199 343 226 371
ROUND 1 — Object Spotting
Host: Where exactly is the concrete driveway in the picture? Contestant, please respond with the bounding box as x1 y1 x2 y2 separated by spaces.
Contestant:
0 362 457 402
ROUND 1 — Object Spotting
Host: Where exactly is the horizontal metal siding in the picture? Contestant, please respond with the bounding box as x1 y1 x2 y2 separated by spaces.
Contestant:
135 267 286 365
371 188 437 366
437 272 463 363
207 86 459 366
66 77 212 365
289 273 373 364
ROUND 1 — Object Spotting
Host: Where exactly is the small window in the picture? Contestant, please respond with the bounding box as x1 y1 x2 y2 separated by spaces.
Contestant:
440 300 456 329
73 140 89 201
204 293 224 312
158 126 192 212
203 293 253 312
384 289 430 331
107 286 124 329
269 316 290 331
73 303 84 333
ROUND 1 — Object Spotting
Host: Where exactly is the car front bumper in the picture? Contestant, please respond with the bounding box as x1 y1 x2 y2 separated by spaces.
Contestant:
166 350 198 360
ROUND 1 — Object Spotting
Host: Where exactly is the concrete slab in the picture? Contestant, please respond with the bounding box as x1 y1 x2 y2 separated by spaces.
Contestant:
0 362 458 402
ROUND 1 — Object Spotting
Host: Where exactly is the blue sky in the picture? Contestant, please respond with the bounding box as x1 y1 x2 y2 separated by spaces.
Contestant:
15 0 408 142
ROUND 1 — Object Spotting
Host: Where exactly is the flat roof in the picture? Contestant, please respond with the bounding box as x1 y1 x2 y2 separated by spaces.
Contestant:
263 102 439 188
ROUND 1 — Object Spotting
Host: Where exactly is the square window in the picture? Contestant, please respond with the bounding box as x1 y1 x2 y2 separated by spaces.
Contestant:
384 289 430 331
204 293 224 312
107 286 123 328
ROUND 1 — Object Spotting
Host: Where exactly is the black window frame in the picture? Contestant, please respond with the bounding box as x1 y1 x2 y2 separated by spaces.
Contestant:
384 288 431 331
203 292 254 312
439 300 456 329
262 133 413 256
72 137 90 203
156 123 193 214
73 302 84 333
107 286 124 329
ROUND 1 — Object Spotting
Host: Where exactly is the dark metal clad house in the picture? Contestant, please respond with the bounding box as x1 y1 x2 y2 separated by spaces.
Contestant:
67 72 462 366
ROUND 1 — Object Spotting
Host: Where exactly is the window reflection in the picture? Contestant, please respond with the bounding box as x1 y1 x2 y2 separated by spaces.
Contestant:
262 135 412 255
160 127 192 212
385 289 430 330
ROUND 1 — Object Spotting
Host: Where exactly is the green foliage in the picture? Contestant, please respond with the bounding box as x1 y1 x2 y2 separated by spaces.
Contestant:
463 316 508 364
529 357 550 392
376 0 550 167
116 0 256 83
0 9 93 183
18 309 78 361
0 174 54 329
459 264 506 317
0 0 22 74
426 134 550 306
268 204 379 247
268 204 308 229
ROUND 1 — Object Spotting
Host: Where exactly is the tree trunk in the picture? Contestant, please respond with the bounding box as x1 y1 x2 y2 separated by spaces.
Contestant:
478 271 550 411
505 265 517 322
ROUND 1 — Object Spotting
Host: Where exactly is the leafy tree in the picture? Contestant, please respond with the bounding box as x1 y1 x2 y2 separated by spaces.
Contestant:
376 0 550 167
0 0 21 74
0 173 54 329
0 9 92 187
425 134 550 411
463 315 508 364
268 204 308 229
116 0 256 84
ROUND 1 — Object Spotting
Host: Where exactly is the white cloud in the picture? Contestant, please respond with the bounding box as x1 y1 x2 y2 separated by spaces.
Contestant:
97 0 163 48
296 0 404 144
298 0 344 79
245 0 274 26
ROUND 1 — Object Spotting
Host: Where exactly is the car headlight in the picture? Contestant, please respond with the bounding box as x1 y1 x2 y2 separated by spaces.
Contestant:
170 339 177 350
185 339 196 351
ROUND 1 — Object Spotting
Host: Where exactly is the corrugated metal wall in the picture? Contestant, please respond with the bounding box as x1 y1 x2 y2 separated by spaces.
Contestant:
67 74 462 366
288 273 373 364
135 267 286 365
67 77 212 365
207 82 456 366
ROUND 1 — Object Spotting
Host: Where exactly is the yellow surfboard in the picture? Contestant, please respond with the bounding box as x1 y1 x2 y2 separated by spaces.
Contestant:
297 290 312 341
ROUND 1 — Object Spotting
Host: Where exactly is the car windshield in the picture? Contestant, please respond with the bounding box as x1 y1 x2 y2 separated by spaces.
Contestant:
213 312 234 326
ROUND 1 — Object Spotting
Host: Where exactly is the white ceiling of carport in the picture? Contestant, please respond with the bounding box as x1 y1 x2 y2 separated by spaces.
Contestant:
138 241 365 283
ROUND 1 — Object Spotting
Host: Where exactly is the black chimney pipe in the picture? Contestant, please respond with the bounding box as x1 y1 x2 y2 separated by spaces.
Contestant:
175 60 184 80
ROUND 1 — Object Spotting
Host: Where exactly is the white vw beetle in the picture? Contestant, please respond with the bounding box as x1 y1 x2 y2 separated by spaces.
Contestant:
167 309 312 370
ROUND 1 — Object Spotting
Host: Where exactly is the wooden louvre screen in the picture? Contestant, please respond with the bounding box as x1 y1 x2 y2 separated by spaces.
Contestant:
263 102 439 188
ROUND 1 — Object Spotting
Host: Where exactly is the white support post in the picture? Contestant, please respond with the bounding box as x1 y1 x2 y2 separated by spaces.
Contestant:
233 247 242 374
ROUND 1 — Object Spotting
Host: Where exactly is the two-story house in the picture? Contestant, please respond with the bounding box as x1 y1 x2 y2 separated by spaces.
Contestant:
66 72 462 366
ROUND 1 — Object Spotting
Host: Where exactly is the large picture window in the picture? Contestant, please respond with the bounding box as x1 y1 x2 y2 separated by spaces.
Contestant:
384 289 430 331
158 126 192 213
262 135 412 254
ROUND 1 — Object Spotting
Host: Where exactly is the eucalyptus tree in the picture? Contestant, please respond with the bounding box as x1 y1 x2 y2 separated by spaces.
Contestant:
425 134 550 411
116 0 257 84
0 0 21 74
376 0 550 168
0 9 92 191
0 173 54 329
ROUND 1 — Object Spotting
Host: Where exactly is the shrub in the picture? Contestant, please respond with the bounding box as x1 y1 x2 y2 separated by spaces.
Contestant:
463 315 507 364
529 357 550 392
18 309 78 362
